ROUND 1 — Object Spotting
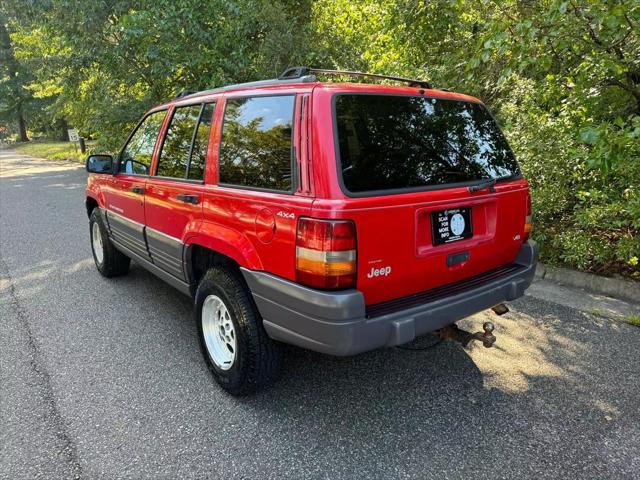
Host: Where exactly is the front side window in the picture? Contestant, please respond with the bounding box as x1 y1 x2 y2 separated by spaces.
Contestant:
334 95 520 194
218 95 295 191
120 110 166 175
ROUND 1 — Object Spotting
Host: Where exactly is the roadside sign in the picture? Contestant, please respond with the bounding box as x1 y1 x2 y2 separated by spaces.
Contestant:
68 129 79 142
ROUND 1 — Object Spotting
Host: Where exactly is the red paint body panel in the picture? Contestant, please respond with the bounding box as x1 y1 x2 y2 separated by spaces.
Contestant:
194 187 314 276
100 174 146 223
310 181 528 305
143 178 204 241
86 81 530 307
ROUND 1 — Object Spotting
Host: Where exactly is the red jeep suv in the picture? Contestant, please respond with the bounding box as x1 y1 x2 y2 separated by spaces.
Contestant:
85 68 537 395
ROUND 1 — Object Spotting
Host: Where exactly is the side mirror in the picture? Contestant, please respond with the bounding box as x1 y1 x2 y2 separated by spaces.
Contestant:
86 154 113 174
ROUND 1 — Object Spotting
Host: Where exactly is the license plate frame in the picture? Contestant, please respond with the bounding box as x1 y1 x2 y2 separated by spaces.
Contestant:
431 207 473 246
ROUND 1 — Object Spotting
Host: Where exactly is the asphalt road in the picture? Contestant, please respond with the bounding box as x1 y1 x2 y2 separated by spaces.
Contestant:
1 150 639 480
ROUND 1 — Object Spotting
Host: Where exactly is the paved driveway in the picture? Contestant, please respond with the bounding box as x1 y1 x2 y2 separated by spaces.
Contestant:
1 150 639 479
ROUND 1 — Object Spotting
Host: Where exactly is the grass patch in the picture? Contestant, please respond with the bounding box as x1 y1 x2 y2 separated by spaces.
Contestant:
4 140 95 163
625 315 640 327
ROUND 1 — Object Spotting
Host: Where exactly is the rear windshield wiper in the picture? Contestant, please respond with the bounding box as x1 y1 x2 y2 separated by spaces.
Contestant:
467 178 497 193
467 174 516 193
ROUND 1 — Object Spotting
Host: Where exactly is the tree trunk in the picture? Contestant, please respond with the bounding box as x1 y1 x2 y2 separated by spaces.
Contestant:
60 118 69 141
17 103 29 142
1 15 31 142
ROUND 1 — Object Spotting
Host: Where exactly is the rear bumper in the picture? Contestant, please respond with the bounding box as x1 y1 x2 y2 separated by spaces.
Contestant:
241 240 538 356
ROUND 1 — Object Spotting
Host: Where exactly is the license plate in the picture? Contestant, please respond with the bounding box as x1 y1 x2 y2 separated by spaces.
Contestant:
431 207 473 246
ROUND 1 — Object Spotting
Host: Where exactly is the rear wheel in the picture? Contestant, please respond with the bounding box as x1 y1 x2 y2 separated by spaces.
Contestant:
89 208 130 277
195 266 282 395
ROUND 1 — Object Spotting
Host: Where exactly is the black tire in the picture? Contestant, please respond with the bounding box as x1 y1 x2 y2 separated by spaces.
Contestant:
195 266 282 395
89 208 130 277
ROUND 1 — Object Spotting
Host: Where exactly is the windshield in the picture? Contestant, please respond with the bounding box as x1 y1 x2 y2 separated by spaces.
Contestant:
334 94 520 194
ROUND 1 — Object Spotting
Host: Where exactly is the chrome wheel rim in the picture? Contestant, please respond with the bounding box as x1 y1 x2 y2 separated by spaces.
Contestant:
201 294 236 370
92 222 104 265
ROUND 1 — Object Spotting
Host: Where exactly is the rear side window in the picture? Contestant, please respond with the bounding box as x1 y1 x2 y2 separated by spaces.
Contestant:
157 102 215 181
120 110 166 175
334 95 520 195
218 95 295 192
157 105 201 178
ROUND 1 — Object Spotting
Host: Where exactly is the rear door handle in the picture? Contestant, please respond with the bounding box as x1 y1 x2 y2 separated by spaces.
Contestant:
176 194 199 205
129 186 144 195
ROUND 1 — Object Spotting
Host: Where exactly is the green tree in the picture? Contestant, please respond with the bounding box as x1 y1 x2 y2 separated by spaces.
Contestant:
0 8 31 141
3 0 314 148
310 0 639 277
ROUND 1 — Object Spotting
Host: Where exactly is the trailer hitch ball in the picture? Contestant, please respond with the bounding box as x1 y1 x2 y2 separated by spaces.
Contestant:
479 322 495 348
436 322 497 348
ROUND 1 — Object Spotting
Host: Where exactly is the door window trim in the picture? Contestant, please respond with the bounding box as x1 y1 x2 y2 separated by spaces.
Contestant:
186 103 205 181
116 108 168 178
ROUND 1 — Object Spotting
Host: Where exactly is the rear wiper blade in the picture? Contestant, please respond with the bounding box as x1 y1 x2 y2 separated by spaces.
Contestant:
467 178 496 193
467 174 516 193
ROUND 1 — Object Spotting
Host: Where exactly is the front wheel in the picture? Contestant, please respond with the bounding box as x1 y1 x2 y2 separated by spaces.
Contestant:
195 266 282 395
89 208 130 277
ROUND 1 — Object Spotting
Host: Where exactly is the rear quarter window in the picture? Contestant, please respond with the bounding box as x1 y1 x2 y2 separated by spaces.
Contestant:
218 95 295 192
334 94 520 195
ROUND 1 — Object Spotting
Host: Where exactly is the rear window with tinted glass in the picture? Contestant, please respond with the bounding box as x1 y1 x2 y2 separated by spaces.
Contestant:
218 95 294 192
334 94 520 194
156 102 215 181
157 105 201 179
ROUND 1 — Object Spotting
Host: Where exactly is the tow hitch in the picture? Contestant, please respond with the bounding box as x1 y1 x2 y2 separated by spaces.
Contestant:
437 321 496 348
436 303 508 348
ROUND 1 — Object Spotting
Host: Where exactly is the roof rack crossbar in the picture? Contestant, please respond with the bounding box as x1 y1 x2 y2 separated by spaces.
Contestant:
279 67 433 89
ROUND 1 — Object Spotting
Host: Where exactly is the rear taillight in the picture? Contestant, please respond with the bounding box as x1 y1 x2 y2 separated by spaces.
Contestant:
296 218 357 290
524 192 533 240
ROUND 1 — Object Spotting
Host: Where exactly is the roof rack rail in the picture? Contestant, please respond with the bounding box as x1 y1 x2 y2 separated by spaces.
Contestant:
178 74 317 100
279 67 434 89
175 91 195 99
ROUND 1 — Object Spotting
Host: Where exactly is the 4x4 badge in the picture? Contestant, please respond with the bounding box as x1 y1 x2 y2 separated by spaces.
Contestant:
276 211 294 219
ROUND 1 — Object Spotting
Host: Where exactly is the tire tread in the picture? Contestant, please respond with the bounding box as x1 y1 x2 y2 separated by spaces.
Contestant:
90 208 130 277
196 266 281 395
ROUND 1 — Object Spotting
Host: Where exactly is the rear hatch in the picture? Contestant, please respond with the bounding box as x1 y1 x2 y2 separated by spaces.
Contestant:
329 92 530 306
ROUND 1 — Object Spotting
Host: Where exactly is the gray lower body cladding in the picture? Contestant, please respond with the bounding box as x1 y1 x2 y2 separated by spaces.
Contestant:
102 208 191 295
105 210 150 260
242 240 539 356
145 227 185 280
